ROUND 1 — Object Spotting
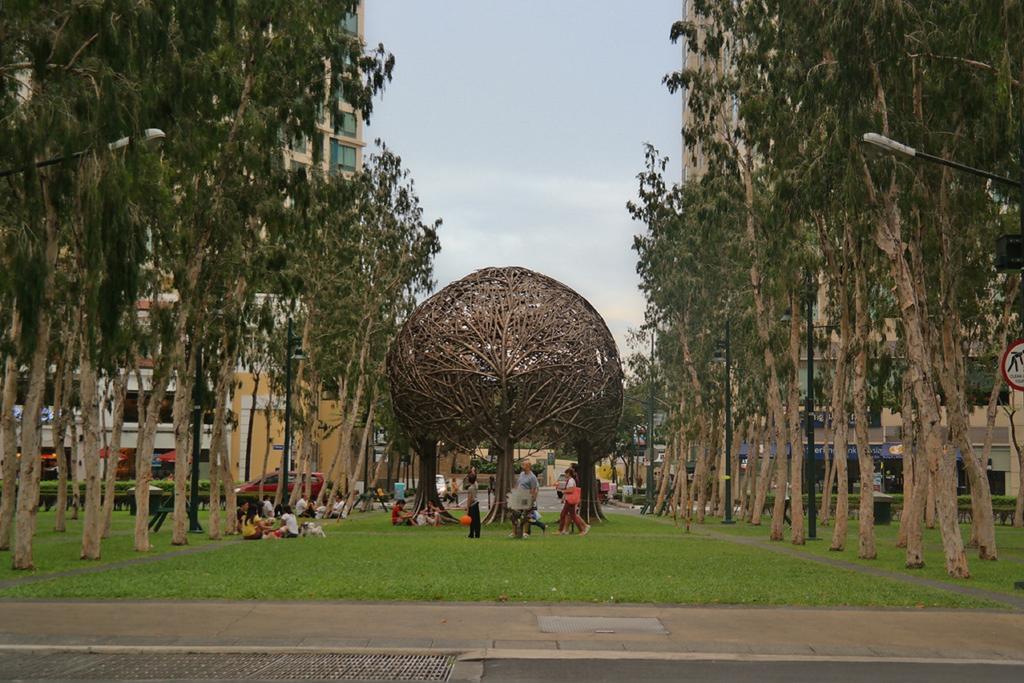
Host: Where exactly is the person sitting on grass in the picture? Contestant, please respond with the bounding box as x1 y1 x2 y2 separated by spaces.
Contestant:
295 495 308 518
236 501 250 529
423 500 445 526
242 506 266 540
391 499 415 526
275 505 300 538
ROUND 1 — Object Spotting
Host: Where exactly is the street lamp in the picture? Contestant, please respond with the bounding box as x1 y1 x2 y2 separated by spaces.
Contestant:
861 129 1023 324
188 347 204 532
282 317 305 501
712 319 734 524
0 128 166 178
644 331 656 514
782 282 834 541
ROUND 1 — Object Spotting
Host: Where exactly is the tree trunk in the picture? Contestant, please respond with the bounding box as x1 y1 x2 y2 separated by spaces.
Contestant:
693 445 709 524
925 467 937 529
829 421 850 551
171 348 196 546
0 311 22 550
412 436 443 516
575 440 606 523
134 368 169 552
343 397 376 515
768 439 788 541
852 255 875 560
50 337 73 534
259 403 272 502
79 351 103 560
896 370 915 549
786 292 805 545
12 189 59 569
207 345 235 540
69 421 80 520
739 147 789 534
484 435 516 524
937 305 997 559
866 160 969 578
243 370 261 485
904 409 928 568
1011 406 1023 528
102 371 128 538
751 414 777 525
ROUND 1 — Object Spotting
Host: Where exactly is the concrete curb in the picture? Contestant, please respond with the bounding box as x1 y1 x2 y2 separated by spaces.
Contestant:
0 644 1020 667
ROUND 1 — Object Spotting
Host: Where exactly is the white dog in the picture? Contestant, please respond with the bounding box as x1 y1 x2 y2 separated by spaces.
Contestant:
299 522 326 538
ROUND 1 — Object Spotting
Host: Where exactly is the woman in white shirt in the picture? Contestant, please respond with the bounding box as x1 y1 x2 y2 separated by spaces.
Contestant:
557 467 590 536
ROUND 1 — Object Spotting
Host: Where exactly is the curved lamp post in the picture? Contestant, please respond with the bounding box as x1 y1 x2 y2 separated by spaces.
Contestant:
0 128 166 178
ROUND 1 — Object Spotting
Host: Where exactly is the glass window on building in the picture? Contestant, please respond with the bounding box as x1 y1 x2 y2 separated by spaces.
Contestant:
330 140 357 173
290 135 307 154
334 111 357 138
291 159 310 178
341 12 358 34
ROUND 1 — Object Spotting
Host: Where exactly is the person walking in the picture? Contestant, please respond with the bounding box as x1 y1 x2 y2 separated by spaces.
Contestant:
464 472 481 538
513 461 540 538
558 467 589 536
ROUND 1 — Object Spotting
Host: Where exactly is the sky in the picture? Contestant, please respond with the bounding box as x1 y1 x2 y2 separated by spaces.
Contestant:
364 1 683 358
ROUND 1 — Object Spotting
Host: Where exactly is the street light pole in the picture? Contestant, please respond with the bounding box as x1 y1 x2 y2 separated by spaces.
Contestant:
805 270 818 540
723 318 734 524
282 317 294 501
188 347 203 533
645 331 656 513
863 129 1023 327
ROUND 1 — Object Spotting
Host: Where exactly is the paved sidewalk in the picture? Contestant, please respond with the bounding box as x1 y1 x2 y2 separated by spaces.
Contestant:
1 600 1021 663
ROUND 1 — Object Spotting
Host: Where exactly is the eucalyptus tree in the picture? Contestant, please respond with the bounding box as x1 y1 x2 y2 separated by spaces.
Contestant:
285 145 439 516
0 2 172 567
674 0 1022 576
123 0 394 547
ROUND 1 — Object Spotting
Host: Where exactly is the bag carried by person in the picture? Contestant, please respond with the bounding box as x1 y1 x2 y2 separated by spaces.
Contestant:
565 487 581 505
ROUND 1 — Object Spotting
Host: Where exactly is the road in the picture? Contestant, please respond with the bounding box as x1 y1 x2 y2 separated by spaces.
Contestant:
480 658 1023 682
0 651 1019 681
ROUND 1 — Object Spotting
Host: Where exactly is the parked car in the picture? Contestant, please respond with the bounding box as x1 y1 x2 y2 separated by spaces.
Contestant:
236 471 324 499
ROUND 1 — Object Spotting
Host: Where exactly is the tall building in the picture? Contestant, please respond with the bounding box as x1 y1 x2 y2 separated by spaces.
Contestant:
285 1 366 178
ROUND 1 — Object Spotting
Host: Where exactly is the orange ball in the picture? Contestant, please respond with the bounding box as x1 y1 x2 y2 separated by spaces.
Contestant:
460 515 472 526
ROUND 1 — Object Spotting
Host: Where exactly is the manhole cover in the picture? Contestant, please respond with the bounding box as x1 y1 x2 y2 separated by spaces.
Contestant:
0 652 454 681
537 616 668 634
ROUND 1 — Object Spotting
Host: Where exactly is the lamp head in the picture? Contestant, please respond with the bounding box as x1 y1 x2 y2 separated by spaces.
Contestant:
861 133 916 158
143 128 166 144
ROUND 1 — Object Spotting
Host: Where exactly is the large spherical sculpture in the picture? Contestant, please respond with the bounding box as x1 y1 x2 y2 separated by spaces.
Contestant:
387 266 623 520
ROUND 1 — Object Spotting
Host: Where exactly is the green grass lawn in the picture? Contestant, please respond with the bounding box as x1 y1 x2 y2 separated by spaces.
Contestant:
689 513 1024 597
0 510 1006 608
0 509 221 579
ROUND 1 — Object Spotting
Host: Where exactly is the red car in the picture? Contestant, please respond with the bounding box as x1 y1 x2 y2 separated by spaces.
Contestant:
235 471 324 499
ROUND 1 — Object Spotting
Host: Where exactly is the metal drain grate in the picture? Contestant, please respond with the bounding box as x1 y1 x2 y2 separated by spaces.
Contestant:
0 652 454 681
537 616 668 634
256 654 453 680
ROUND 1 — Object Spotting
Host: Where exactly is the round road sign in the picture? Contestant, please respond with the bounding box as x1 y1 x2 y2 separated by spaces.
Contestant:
1001 339 1024 391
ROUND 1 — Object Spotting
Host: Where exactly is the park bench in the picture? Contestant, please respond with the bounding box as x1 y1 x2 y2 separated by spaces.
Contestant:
148 494 174 532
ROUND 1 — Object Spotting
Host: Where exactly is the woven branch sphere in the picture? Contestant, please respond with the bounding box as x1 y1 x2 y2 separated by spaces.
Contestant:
387 266 623 450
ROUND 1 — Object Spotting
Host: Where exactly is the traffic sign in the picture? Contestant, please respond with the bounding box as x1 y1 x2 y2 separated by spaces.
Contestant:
1001 339 1024 391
